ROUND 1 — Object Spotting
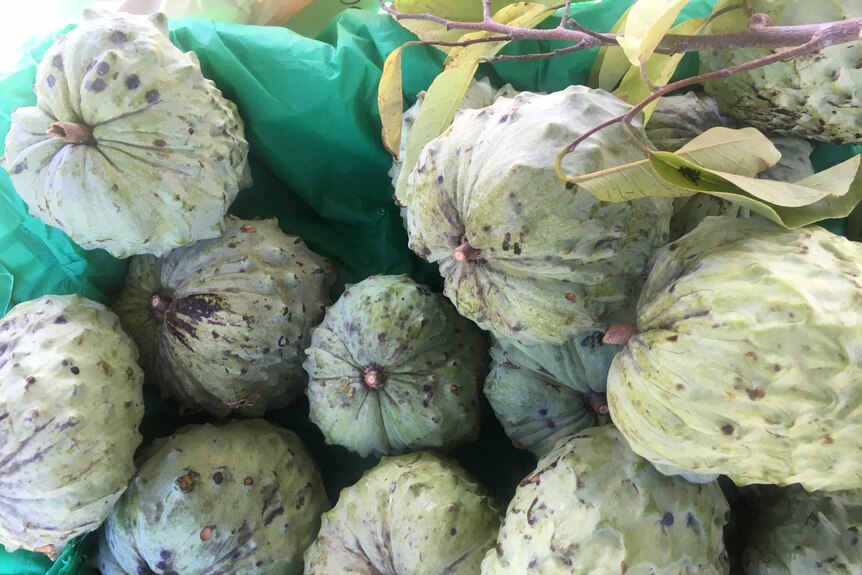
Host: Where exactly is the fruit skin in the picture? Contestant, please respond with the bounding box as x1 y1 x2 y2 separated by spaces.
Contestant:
304 450 500 575
93 419 329 575
0 294 144 559
1 9 251 258
481 425 730 575
484 331 618 457
741 485 862 574
608 215 862 491
303 275 488 457
406 85 672 345
114 215 336 417
700 0 862 144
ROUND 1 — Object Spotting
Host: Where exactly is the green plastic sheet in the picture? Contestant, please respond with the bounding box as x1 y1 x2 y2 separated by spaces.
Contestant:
0 0 856 572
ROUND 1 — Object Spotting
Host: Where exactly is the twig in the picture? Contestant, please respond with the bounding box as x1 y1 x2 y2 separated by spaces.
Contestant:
567 18 615 43
558 0 573 29
483 43 586 63
482 0 492 23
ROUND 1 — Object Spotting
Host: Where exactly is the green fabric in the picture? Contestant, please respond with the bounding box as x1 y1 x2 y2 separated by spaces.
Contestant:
0 0 858 572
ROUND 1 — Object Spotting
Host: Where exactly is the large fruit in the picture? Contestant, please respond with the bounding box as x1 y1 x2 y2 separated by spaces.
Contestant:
700 0 862 144
608 215 862 491
304 451 500 575
481 425 730 574
405 86 673 345
741 485 862 574
114 216 336 417
1 10 251 258
94 419 329 575
303 275 487 457
0 294 144 558
483 330 618 457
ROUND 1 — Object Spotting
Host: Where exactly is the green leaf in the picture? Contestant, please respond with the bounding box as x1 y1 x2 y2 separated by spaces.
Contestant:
392 1 559 206
379 44 408 158
616 0 689 67
589 4 634 91
613 17 707 121
392 0 517 53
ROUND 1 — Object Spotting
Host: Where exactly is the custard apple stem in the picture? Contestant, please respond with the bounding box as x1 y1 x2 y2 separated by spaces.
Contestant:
453 237 483 262
603 323 638 346
149 294 172 319
363 365 389 390
587 393 610 416
47 122 94 145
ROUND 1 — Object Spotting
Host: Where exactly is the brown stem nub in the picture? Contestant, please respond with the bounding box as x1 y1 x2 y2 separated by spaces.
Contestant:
603 323 638 346
588 393 610 416
452 237 482 262
150 293 172 318
363 365 388 390
47 121 94 145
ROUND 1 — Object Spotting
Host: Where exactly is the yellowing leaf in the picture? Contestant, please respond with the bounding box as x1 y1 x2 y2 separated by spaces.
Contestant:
589 4 634 91
617 0 689 67
392 1 558 205
393 0 517 53
379 44 408 158
674 127 780 177
613 17 707 120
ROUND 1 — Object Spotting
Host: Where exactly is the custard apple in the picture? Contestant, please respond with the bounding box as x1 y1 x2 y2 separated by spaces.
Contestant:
700 0 862 144
484 330 619 457
93 419 329 575
1 9 251 258
0 294 144 558
304 450 500 575
481 425 730 574
303 275 487 457
742 485 862 574
114 216 336 417
405 86 673 345
608 215 862 491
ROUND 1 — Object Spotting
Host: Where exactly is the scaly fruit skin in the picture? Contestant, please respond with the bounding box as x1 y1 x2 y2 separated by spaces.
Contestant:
608 215 862 491
700 0 862 144
304 275 487 457
304 451 500 575
0 294 144 559
742 485 862 574
481 425 730 575
94 419 329 575
1 9 251 258
484 330 619 457
114 216 336 417
406 86 672 345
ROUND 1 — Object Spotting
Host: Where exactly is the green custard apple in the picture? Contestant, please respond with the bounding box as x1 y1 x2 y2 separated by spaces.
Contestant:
304 451 500 575
608 215 862 491
1 9 251 258
405 85 673 345
303 275 488 457
114 215 336 417
0 294 144 559
481 425 730 574
700 0 862 144
484 330 619 457
93 419 329 575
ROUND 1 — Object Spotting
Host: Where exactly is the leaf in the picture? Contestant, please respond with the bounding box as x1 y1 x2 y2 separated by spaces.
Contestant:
379 44 408 158
613 17 707 121
617 0 689 67
589 4 634 91
393 0 517 53
392 1 559 206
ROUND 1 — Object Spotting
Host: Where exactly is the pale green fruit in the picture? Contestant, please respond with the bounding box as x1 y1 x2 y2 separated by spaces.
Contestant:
1 9 251 258
114 216 336 417
406 86 672 345
303 275 488 457
0 294 144 559
304 451 500 575
481 425 730 574
484 330 619 457
742 485 862 574
94 419 329 575
608 215 862 491
700 0 862 144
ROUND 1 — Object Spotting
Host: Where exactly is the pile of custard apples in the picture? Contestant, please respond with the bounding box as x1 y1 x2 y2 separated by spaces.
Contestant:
1 1 861 574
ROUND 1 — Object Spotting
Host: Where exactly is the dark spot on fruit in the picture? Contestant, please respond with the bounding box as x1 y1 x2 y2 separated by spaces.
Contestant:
46 75 55 87
51 54 63 68
450 527 457 536
188 127 195 134
13 161 26 174
565 292 576 302
661 512 674 526
70 366 80 375
502 232 511 251
377 332 386 343
667 335 678 342
145 89 160 104
125 74 140 90
513 243 521 255
538 408 548 416
721 424 734 435
823 434 834 444
54 316 67 324
244 476 254 486
278 336 287 347
97 61 110 75
25 376 36 386
87 78 106 92
437 175 444 184
676 383 685 390
213 472 224 484
422 384 432 393
153 139 166 147
111 31 128 43
747 389 765 400
565 182 575 190
546 420 556 429
668 243 678 252
263 506 284 526
773 364 781 372
668 283 676 293
746 351 758 360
